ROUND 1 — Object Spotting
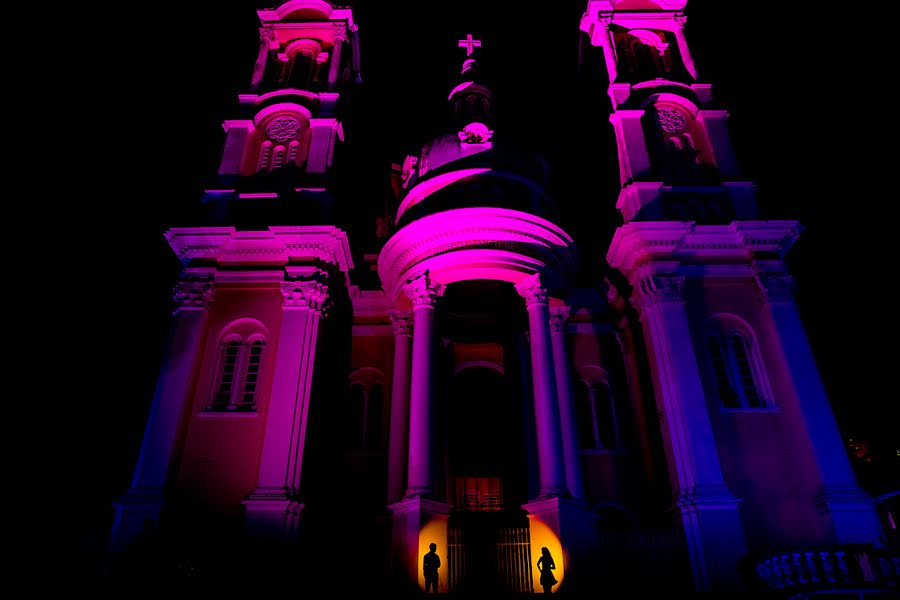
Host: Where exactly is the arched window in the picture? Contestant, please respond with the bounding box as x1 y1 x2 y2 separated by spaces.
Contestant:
272 145 286 169
287 141 300 165
207 322 268 412
706 315 772 409
347 369 387 451
575 366 619 450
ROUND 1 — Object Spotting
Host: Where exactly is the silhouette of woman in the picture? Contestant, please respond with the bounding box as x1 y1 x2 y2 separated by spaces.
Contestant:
537 546 557 594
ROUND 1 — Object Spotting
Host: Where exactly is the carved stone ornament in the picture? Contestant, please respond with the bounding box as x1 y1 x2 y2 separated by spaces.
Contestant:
390 310 414 336
634 275 685 311
172 280 215 313
549 306 571 333
657 107 687 134
281 280 329 311
515 273 549 308
266 117 302 142
458 122 494 145
404 272 443 308
259 27 275 41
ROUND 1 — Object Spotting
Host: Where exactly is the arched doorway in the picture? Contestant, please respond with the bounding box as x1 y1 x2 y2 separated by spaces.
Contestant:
446 365 533 593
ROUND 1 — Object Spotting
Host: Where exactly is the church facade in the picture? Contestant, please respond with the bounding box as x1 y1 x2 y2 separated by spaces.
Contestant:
110 1 894 593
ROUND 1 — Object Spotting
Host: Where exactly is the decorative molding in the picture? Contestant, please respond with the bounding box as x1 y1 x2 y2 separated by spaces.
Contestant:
390 310 414 336
265 116 302 141
281 280 328 311
549 306 571 333
656 107 687 133
404 271 443 308
165 226 354 274
378 207 577 301
606 221 803 277
259 26 275 41
632 274 685 311
515 273 549 308
458 122 493 145
332 24 348 41
172 280 214 314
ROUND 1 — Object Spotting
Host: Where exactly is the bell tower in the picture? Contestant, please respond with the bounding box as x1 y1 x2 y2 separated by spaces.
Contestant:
208 0 359 202
110 1 359 553
582 0 883 590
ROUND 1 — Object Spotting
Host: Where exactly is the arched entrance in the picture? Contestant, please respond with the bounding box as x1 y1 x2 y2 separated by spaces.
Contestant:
446 366 534 593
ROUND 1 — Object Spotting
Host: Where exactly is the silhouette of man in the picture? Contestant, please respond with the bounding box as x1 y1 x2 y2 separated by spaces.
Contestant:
423 542 440 593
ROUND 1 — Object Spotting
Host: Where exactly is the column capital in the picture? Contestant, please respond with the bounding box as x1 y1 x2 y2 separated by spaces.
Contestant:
259 26 275 42
404 272 443 308
673 13 687 27
597 14 613 28
549 306 571 333
390 310 414 336
515 274 549 308
281 279 329 311
755 272 794 303
172 279 215 314
632 274 685 312
332 24 348 42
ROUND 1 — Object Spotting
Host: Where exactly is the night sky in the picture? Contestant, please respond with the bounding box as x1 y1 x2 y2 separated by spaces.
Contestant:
36 0 895 571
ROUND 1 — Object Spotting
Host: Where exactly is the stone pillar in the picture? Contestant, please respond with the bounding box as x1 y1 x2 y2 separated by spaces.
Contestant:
404 273 442 497
609 110 650 185
516 274 566 497
632 270 746 590
756 270 882 544
388 310 413 504
307 118 338 174
327 27 346 88
218 120 252 176
590 14 618 84
696 110 740 178
243 278 328 539
673 14 699 80
251 26 275 91
549 306 585 500
110 277 214 551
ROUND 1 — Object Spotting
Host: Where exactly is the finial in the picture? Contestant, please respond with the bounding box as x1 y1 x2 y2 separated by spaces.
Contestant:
458 34 482 57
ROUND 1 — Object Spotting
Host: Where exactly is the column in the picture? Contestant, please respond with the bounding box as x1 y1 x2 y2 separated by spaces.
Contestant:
218 120 252 176
404 273 442 497
251 26 275 91
757 271 882 544
673 14 699 80
388 310 413 503
327 26 346 88
590 15 618 84
349 25 361 82
244 278 328 536
696 110 740 178
307 118 338 173
632 271 745 590
516 274 566 497
110 277 214 551
609 110 650 185
549 306 585 500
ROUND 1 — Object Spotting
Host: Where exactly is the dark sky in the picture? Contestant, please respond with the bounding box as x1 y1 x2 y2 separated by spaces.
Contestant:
35 0 894 565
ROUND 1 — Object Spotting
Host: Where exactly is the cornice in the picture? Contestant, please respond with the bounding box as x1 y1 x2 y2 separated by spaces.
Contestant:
378 208 577 302
607 220 803 277
166 226 354 273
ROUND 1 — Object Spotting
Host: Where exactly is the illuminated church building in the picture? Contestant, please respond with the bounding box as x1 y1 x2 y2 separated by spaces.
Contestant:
110 0 896 593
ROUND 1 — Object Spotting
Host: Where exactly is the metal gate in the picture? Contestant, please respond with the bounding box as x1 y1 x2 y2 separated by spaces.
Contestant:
448 512 533 593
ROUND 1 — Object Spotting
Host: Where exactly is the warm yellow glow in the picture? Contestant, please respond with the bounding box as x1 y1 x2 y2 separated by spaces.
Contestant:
418 516 449 592
528 517 564 593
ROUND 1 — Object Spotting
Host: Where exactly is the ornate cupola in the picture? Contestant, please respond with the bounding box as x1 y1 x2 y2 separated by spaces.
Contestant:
203 1 360 218
378 34 578 309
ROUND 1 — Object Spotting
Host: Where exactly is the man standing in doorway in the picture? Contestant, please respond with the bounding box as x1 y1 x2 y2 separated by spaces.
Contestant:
424 542 441 592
